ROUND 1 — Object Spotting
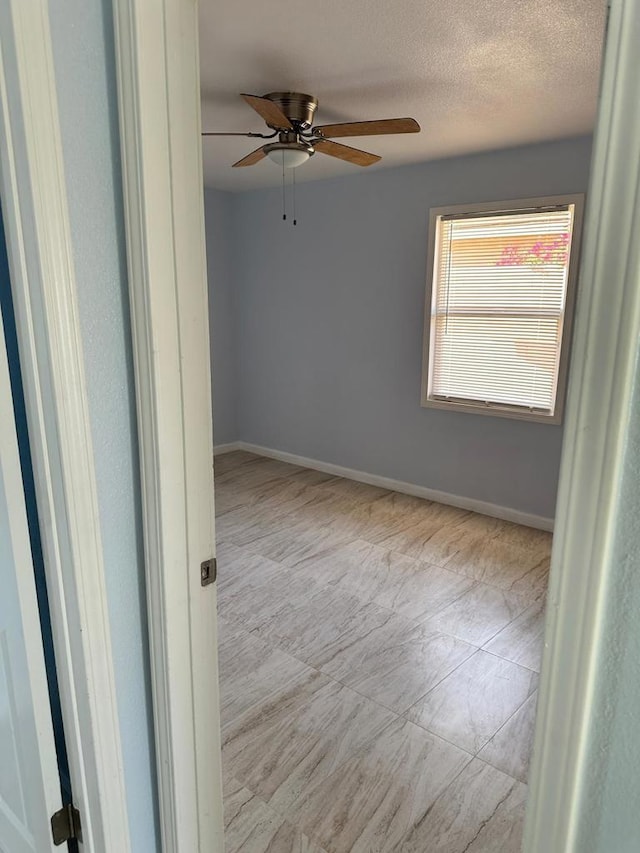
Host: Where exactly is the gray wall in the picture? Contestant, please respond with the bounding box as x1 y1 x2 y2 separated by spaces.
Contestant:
218 136 593 520
205 189 237 445
49 2 159 850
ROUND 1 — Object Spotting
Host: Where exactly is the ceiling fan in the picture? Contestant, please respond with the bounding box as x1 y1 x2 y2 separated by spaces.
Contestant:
202 92 420 169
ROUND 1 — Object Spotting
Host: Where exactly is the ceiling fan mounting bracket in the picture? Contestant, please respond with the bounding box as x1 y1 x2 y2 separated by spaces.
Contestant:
264 92 318 129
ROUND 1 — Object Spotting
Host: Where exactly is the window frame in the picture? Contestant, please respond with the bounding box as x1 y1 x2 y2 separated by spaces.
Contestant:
421 194 585 424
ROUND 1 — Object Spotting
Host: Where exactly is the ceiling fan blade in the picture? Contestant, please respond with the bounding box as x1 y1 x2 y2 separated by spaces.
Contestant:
313 118 420 138
313 139 380 167
241 94 293 130
232 146 267 167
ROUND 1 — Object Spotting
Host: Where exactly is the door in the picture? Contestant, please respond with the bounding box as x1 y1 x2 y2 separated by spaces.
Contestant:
0 305 61 851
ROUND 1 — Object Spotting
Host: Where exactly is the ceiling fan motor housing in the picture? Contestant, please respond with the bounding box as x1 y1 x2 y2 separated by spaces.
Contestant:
264 92 318 129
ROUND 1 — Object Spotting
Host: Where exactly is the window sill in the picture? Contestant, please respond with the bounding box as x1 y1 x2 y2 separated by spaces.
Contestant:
421 395 563 424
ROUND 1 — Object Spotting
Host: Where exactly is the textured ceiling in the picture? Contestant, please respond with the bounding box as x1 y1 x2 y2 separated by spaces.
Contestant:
199 0 606 191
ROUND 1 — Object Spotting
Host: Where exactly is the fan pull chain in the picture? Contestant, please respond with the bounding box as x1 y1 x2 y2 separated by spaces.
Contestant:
282 151 287 221
293 169 297 226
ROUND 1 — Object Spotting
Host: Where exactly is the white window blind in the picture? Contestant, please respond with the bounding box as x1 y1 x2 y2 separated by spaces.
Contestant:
427 203 577 418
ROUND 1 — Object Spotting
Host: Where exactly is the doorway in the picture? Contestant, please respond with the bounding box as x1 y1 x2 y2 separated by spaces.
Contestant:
108 0 640 848
200 2 610 851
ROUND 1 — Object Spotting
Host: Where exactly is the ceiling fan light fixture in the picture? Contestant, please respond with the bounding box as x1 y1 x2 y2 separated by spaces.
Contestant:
265 143 313 168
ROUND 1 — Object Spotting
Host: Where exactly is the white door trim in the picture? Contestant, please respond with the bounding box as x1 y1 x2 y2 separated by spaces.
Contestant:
524 0 640 849
112 2 224 851
0 2 131 850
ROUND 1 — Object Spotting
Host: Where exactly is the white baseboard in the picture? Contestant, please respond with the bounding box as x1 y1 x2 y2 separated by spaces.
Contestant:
213 442 241 456
215 440 554 532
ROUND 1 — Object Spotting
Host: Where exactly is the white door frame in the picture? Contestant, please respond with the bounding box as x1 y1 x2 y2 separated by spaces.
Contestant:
112 2 224 851
0 1 131 851
524 0 640 849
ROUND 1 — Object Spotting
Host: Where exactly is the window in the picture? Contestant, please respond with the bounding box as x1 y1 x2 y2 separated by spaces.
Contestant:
421 195 584 423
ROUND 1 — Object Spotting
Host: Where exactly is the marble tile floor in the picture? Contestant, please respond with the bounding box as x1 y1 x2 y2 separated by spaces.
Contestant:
215 451 551 853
